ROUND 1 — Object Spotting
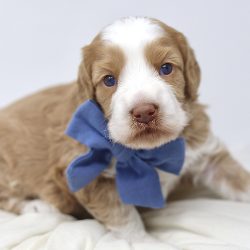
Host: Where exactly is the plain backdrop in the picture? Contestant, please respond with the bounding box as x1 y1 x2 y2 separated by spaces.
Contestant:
0 0 249 152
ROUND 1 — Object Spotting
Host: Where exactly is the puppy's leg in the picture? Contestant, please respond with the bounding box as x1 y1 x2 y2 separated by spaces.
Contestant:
38 178 89 219
74 176 147 241
0 155 25 214
196 138 250 202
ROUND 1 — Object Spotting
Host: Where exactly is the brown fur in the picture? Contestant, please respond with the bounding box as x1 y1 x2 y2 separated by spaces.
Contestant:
199 147 250 198
75 177 131 227
0 18 249 231
145 37 185 102
78 38 125 118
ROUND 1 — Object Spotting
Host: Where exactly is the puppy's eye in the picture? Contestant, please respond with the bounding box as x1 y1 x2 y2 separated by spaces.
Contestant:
103 75 117 87
159 63 173 75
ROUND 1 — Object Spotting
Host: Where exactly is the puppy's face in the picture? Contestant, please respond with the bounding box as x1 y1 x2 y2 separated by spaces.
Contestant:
78 17 200 149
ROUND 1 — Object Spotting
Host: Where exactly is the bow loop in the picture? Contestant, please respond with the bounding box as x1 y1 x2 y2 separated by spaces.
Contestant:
66 100 110 150
66 149 112 192
136 138 185 175
65 100 185 209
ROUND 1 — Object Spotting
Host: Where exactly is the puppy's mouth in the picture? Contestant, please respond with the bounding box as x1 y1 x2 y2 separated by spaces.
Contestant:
123 119 180 149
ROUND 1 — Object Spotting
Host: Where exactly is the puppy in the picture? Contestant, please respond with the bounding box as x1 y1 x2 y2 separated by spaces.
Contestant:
0 17 249 240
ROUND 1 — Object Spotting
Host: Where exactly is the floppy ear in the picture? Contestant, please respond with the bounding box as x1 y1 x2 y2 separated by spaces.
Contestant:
175 32 201 101
77 46 95 101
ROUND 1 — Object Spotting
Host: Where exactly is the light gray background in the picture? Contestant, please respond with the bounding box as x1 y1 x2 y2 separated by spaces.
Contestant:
0 0 249 151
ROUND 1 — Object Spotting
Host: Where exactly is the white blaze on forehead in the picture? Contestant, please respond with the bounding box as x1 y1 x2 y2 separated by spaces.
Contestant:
101 17 164 50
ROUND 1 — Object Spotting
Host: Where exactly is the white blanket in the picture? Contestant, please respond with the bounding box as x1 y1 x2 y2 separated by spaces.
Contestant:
0 146 250 250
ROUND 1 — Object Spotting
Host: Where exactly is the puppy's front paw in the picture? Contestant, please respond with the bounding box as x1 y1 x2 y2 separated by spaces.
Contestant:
20 199 59 214
111 226 148 242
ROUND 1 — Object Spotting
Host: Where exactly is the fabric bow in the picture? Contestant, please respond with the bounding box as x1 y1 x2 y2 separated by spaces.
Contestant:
66 100 185 208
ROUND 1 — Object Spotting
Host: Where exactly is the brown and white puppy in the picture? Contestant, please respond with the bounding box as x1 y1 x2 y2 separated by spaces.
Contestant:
0 17 249 241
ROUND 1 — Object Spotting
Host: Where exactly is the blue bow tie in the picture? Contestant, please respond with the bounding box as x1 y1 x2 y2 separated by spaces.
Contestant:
65 100 185 208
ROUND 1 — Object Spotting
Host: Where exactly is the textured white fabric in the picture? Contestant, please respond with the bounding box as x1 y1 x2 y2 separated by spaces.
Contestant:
0 148 249 250
1 199 250 250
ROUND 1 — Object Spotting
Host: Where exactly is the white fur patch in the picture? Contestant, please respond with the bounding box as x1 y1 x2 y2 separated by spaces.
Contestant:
102 17 164 50
20 199 59 214
185 134 224 170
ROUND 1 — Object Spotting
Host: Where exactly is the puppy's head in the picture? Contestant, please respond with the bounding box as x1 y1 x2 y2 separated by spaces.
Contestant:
78 17 200 149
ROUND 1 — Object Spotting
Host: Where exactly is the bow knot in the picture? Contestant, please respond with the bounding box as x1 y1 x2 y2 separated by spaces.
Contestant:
65 100 185 208
111 145 134 163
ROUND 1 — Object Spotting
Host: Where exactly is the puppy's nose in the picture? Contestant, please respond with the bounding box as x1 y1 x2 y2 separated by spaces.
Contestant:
131 103 157 124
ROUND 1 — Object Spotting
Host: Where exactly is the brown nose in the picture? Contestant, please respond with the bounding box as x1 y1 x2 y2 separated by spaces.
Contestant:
131 103 157 124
